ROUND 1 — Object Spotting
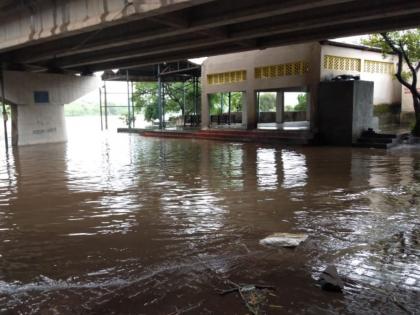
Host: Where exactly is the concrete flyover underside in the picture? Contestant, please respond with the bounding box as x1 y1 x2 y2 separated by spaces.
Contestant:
0 0 419 73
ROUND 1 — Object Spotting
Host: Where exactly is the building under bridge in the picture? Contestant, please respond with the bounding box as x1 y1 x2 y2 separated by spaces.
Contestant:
121 40 403 145
200 40 401 131
0 0 419 147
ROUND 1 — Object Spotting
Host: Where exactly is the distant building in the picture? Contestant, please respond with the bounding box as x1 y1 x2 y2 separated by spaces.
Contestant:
200 41 401 130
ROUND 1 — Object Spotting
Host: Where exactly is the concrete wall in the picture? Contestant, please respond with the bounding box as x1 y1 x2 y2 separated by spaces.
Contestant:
201 41 402 132
320 45 400 105
201 43 319 129
401 85 420 113
1 71 99 146
318 81 374 145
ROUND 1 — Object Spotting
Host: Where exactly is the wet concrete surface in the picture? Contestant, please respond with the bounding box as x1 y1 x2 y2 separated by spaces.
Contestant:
0 119 419 314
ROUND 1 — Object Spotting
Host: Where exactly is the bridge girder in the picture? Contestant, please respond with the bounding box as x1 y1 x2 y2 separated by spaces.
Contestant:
0 0 419 72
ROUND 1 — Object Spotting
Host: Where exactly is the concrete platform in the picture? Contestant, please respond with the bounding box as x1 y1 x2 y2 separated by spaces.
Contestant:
118 127 314 145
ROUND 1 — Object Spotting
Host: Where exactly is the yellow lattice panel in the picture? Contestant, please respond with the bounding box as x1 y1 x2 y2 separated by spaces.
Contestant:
207 70 247 85
255 61 309 79
364 60 394 74
323 55 361 72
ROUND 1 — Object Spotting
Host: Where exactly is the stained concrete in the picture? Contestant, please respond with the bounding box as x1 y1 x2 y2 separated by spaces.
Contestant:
318 80 374 145
1 71 99 146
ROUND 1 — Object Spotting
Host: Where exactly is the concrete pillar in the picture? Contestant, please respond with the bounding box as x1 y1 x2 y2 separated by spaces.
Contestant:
11 105 17 146
201 93 210 129
1 71 99 146
243 89 257 130
276 91 284 124
306 90 311 122
16 104 68 146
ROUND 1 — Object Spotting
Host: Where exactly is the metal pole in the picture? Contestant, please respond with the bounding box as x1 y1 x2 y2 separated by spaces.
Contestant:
157 64 163 130
104 82 108 130
194 77 199 119
196 77 200 127
256 91 260 123
126 70 131 129
99 87 103 131
162 82 166 129
0 68 8 153
131 81 135 128
183 81 186 127
228 91 231 125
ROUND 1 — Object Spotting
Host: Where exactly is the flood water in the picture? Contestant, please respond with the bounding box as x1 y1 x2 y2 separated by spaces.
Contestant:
0 117 419 314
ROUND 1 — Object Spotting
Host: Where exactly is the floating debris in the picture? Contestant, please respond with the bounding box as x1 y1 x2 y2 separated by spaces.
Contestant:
259 233 308 248
318 265 344 292
218 280 276 315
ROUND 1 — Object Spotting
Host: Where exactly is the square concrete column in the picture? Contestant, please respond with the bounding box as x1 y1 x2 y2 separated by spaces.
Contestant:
276 91 284 124
306 90 311 122
243 90 257 129
201 93 210 129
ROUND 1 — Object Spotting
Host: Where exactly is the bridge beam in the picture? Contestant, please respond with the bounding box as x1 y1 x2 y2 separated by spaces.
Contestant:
0 0 419 72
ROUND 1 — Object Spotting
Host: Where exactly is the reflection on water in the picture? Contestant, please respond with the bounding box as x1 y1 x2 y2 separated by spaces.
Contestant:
281 150 307 189
0 117 419 314
257 148 278 191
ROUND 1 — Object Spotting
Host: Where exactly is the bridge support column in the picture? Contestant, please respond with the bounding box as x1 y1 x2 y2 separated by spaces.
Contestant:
14 103 67 146
243 90 257 130
1 71 99 146
201 93 210 129
276 91 284 125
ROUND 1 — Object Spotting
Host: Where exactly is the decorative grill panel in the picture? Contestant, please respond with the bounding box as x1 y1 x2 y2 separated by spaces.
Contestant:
255 61 309 79
207 70 247 85
323 55 361 72
364 60 394 74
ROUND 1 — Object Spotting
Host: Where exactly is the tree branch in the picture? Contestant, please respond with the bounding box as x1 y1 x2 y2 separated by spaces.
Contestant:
399 40 416 77
380 33 413 91
381 33 399 55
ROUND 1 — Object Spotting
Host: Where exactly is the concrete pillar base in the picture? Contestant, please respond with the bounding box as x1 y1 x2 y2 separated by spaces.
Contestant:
15 104 67 146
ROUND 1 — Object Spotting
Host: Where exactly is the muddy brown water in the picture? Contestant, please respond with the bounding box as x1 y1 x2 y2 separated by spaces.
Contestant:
0 120 419 314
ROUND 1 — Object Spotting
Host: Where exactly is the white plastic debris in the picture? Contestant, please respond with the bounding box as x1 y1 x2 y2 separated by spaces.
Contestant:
259 233 308 248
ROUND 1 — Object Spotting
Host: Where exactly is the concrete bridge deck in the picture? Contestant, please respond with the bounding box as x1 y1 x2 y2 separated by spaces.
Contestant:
0 0 419 73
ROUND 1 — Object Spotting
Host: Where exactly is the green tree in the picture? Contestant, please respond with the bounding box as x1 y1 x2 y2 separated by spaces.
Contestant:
133 80 200 122
165 81 200 117
258 92 276 111
209 92 243 115
362 29 420 135
294 93 307 111
133 82 159 121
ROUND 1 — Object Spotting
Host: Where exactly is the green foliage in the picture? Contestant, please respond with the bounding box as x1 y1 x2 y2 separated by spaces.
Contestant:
258 93 276 111
133 82 159 121
165 81 200 115
362 29 420 135
209 92 243 115
284 93 308 112
294 93 308 111
362 29 420 86
362 29 420 63
133 80 201 122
